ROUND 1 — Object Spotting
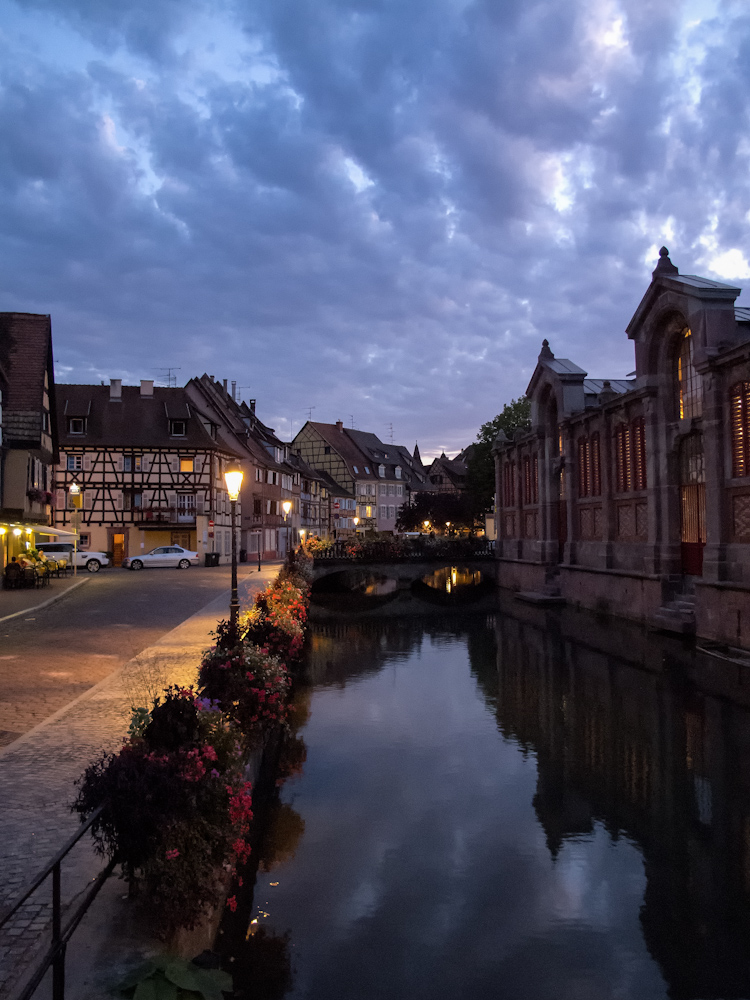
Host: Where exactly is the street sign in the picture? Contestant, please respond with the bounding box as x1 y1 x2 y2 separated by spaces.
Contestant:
209 520 214 526
334 502 340 509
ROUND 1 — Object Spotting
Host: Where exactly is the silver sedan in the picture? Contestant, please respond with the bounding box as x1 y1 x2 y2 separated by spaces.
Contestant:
122 545 200 570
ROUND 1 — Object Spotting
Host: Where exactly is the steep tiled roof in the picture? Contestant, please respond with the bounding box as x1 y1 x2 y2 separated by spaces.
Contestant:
0 313 52 412
57 384 242 455
308 422 375 479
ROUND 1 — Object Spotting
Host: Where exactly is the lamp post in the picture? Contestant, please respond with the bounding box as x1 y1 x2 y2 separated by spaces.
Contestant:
282 500 293 554
353 516 360 536
69 482 81 577
224 462 244 643
445 521 451 536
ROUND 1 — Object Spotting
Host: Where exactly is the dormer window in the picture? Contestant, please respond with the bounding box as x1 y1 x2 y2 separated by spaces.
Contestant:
171 420 186 437
378 464 385 478
69 417 86 435
365 466 370 473
395 466 402 479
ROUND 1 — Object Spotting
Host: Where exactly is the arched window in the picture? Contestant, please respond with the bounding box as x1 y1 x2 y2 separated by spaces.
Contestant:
677 328 702 419
731 381 750 477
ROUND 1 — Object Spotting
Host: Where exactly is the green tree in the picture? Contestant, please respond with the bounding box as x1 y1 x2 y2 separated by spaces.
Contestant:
466 396 531 516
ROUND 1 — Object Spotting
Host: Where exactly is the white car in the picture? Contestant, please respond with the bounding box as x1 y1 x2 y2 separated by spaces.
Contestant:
36 541 110 573
122 545 200 570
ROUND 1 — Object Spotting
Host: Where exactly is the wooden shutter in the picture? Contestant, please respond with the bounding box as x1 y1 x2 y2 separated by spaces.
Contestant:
577 437 589 497
83 490 94 510
194 456 204 475
196 494 205 514
731 382 750 478
632 418 647 491
115 454 124 472
141 455 151 473
83 454 92 472
615 424 631 493
590 434 601 496
114 490 123 511
55 488 65 510
57 453 66 471
169 455 179 474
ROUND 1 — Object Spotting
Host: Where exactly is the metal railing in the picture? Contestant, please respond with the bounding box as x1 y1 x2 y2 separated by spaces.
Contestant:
0 806 116 1000
312 538 496 561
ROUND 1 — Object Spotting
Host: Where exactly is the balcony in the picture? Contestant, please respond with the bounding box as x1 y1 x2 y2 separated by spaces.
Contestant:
134 506 196 527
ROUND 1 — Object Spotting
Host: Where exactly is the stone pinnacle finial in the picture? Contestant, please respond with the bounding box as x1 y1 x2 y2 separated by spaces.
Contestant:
539 339 554 360
652 246 678 278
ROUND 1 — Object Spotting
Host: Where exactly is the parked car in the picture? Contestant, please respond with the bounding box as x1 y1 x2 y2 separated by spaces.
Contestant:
122 545 200 570
36 541 110 573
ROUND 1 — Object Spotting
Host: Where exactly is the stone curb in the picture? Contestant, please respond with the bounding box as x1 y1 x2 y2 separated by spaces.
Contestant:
0 577 90 624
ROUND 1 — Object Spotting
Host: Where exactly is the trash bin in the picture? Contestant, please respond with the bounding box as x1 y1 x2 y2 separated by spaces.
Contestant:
239 549 247 563
204 552 220 567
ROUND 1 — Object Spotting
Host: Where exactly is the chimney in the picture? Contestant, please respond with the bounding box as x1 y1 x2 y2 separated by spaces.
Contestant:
336 420 344 433
223 378 228 394
249 399 256 415
231 380 237 401
109 378 122 401
140 379 154 397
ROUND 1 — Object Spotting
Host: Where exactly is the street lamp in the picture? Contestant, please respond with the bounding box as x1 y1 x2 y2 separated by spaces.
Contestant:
353 516 360 535
69 482 81 577
224 461 244 643
445 521 451 535
282 500 293 554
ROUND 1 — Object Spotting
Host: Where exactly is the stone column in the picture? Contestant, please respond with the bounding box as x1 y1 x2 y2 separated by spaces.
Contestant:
701 361 728 582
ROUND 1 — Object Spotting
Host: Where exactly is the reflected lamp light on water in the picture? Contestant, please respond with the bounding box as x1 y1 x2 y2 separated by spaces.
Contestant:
13 528 22 536
224 462 244 501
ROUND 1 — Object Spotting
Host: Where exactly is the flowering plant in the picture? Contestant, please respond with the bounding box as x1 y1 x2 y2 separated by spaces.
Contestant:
73 688 252 931
198 642 290 738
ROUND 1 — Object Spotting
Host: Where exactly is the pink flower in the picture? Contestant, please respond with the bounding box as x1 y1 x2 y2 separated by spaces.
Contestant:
166 849 180 860
226 895 237 912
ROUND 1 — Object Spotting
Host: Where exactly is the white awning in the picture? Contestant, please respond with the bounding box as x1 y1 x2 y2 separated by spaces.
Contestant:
34 526 79 538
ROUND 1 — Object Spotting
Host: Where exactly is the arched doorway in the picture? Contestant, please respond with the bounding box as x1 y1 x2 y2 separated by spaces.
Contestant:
679 433 705 575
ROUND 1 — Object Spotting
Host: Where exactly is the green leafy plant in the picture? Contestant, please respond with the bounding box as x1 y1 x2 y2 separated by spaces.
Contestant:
117 956 232 1000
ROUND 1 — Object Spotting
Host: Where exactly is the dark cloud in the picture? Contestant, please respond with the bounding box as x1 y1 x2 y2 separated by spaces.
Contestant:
1 0 749 453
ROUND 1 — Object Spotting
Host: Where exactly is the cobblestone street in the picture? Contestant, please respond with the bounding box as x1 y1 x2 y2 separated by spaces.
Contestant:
0 563 281 999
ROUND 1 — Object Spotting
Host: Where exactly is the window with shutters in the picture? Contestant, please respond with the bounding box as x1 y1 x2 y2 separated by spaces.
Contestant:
67 455 82 471
731 381 750 477
615 423 632 493
590 434 601 496
523 456 532 505
577 437 590 497
677 328 702 419
180 457 194 473
632 418 647 491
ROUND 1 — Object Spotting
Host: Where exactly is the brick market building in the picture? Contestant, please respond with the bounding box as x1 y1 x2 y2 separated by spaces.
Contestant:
493 247 750 650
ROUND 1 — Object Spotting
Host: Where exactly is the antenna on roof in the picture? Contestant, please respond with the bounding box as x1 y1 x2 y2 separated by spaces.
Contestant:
349 414 355 429
386 422 394 444
306 406 316 420
156 367 181 388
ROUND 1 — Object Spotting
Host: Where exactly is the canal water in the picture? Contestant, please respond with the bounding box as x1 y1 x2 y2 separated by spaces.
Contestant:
222 566 750 1000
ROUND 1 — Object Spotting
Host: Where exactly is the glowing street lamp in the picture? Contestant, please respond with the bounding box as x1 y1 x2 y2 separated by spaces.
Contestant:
223 461 244 642
69 482 82 576
282 499 293 554
353 516 360 534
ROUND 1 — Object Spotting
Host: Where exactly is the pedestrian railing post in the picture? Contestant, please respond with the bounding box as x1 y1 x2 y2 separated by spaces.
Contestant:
52 861 65 1000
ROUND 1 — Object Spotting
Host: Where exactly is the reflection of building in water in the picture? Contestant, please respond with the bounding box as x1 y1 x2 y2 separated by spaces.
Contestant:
422 566 484 593
486 613 750 1000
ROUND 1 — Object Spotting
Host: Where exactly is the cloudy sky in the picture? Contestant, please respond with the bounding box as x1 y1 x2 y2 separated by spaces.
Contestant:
1 0 749 457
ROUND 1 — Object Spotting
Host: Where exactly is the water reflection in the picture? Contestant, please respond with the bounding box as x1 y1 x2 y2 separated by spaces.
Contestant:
221 605 750 999
421 564 484 593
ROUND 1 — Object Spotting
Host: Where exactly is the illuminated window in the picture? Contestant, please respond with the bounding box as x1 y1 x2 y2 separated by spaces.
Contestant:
180 458 194 473
677 328 702 419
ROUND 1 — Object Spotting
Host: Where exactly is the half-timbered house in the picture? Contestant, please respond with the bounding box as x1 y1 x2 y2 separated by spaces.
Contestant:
0 313 59 566
54 380 243 565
